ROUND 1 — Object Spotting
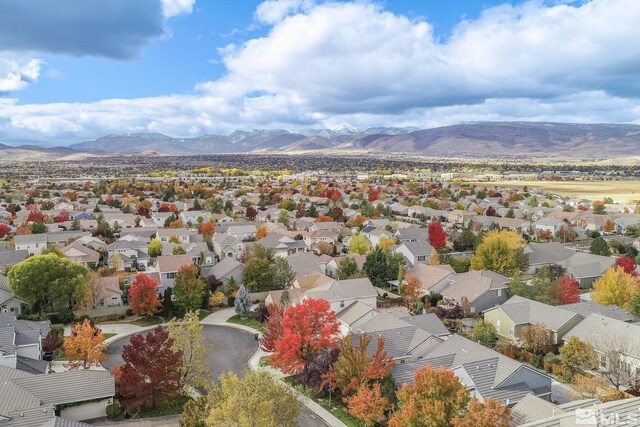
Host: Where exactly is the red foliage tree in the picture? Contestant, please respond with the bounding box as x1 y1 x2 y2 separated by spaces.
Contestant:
129 274 162 316
115 326 182 413
260 304 285 352
136 206 150 218
53 209 70 223
158 203 178 213
428 221 447 249
271 298 340 374
245 206 258 220
0 224 10 238
557 275 580 304
198 221 215 240
27 210 45 222
615 256 637 276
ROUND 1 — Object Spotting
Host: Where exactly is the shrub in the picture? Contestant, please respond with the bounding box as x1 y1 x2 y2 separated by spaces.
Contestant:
125 309 134 316
106 401 123 420
227 296 236 307
48 309 75 324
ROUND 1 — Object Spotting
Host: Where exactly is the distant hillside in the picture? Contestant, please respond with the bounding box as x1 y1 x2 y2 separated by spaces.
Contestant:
3 122 640 159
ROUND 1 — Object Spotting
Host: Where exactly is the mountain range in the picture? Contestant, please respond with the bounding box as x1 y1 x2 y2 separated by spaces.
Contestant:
2 122 640 160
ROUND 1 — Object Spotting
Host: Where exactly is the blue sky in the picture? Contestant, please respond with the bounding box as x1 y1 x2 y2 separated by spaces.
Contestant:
0 0 638 145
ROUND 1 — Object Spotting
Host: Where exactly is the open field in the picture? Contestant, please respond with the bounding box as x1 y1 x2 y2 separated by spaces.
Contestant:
470 180 640 203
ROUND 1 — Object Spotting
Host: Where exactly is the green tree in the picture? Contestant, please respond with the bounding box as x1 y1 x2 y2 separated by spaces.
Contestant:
363 247 389 287
272 257 295 290
348 234 371 255
206 371 299 427
243 244 276 292
336 256 360 280
277 209 290 226
168 311 212 389
590 237 611 256
173 264 206 313
471 321 499 347
173 246 186 255
8 253 88 312
148 239 162 257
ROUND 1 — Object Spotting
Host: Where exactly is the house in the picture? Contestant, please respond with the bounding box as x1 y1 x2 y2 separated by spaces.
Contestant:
94 276 123 307
156 254 195 292
0 275 27 314
302 277 377 314
156 228 195 245
561 300 637 323
201 257 244 287
393 241 434 267
448 210 476 225
216 223 257 240
61 242 101 268
0 312 50 372
211 233 244 261
483 296 583 345
14 234 47 256
325 254 366 279
562 252 615 288
441 270 509 313
255 232 306 257
524 242 575 274
392 334 553 406
404 263 455 295
0 249 28 269
0 364 115 423
534 217 566 235
107 238 150 271
395 227 428 243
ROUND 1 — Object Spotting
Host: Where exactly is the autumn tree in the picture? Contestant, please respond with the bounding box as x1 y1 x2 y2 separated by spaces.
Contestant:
403 275 423 313
470 230 526 275
324 333 394 398
205 371 298 427
260 303 285 352
389 366 470 427
271 298 340 374
428 220 447 249
148 238 162 257
53 209 70 223
348 234 371 255
173 264 206 313
556 274 580 304
615 256 637 276
180 396 209 427
256 225 269 239
116 326 182 414
345 383 390 427
451 398 511 427
198 221 215 241
336 256 360 280
378 235 396 251
63 319 106 369
27 210 45 222
8 253 88 312
560 336 598 375
429 250 440 266
603 219 615 233
0 223 10 238
520 324 552 355
591 266 639 310
129 273 162 316
245 206 257 220
168 311 212 389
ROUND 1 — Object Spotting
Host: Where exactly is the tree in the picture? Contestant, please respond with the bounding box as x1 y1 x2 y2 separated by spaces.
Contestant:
242 244 276 291
378 235 396 251
590 236 611 256
206 371 298 427
180 396 208 427
345 383 390 427
595 333 636 390
470 230 526 275
272 257 295 290
31 221 47 234
389 366 470 427
0 223 10 238
560 336 597 375
604 219 615 233
591 266 639 310
148 239 162 257
324 333 394 398
129 273 162 316
557 224 577 242
260 304 285 352
363 246 388 287
403 275 423 313
429 251 440 266
8 253 88 313
520 324 552 355
271 298 340 374
27 210 45 222
173 264 206 313
337 256 360 280
173 246 186 255
556 274 580 304
471 321 499 347
277 209 290 226
451 398 511 427
428 221 447 249
63 319 106 369
168 311 212 389
198 221 215 241
615 256 637 276
348 234 371 255
234 284 251 315
256 225 269 239
245 206 257 220
115 326 182 414
54 209 70 223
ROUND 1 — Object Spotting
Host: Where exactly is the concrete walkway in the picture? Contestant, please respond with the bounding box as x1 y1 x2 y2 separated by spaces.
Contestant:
92 414 180 426
202 309 346 427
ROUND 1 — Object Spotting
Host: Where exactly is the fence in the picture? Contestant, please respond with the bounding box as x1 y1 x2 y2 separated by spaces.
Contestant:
377 298 406 309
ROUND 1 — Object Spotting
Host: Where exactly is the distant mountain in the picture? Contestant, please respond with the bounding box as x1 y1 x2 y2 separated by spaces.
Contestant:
7 121 640 159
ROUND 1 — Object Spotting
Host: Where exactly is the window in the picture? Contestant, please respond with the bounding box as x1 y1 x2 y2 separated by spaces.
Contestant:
496 320 501 331
497 289 503 297
340 300 345 308
600 354 607 369
509 325 515 337
167 272 176 279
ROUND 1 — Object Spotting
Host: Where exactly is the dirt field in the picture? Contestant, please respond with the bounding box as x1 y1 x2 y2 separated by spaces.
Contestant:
470 180 640 203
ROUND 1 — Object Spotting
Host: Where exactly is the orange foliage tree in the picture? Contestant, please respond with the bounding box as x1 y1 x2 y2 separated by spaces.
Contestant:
604 219 615 233
315 214 333 223
129 273 162 316
403 275 423 312
345 383 390 427
452 398 512 427
198 221 215 240
63 319 107 369
256 225 269 239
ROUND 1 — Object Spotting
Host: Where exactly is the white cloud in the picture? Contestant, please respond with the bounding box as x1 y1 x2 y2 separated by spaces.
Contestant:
162 0 196 19
0 55 41 93
3 0 640 144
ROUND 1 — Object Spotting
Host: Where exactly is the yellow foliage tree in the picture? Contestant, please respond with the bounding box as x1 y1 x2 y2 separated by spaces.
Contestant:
429 251 441 266
348 234 371 255
591 266 640 310
63 319 106 369
378 235 396 251
470 230 525 275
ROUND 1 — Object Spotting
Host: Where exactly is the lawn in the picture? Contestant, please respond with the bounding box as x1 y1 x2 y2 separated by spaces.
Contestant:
108 394 192 420
196 309 212 321
227 313 264 331
282 376 363 427
103 333 117 340
259 355 271 367
130 316 164 327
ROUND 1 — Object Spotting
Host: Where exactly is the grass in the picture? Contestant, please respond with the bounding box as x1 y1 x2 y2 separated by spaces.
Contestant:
282 376 363 427
137 394 191 418
259 355 272 367
196 309 212 321
130 316 164 327
227 313 264 331
103 333 117 340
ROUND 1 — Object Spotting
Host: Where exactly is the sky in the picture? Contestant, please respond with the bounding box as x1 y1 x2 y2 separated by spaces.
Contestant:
1 0 639 146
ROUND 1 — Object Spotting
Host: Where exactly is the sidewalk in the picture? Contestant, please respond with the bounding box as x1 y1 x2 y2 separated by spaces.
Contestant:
202 309 346 427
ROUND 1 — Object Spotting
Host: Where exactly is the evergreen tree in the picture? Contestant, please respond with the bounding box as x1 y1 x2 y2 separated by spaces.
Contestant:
234 284 251 316
363 247 389 287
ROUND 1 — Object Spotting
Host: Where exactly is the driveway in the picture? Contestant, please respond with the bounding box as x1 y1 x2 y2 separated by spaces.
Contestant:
103 324 257 381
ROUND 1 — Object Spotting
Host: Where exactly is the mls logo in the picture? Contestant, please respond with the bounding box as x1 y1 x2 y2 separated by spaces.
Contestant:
575 408 598 425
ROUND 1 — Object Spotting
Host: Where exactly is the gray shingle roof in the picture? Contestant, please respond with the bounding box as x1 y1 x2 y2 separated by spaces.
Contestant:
13 370 115 406
525 242 575 265
399 313 450 337
305 278 376 302
512 394 565 425
496 295 581 332
0 250 28 268
561 300 636 323
16 356 49 375
563 313 640 349
442 270 508 305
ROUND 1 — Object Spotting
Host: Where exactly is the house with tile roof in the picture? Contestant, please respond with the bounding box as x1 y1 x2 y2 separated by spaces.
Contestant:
0 313 50 373
441 270 509 313
0 275 26 315
302 277 377 314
